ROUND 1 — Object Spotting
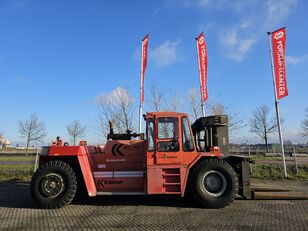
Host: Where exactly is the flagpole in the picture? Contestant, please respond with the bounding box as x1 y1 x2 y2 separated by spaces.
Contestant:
267 32 287 178
138 39 144 134
195 38 206 117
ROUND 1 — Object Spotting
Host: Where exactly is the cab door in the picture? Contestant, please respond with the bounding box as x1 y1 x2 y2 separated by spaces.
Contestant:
154 117 181 164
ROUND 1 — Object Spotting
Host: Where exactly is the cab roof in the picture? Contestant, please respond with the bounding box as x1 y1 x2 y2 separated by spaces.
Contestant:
146 111 189 118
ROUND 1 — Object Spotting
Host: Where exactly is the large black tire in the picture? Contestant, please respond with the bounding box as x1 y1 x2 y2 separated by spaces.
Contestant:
190 158 238 209
30 160 77 209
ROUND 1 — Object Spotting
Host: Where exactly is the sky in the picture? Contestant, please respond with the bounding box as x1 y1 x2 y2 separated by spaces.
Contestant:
0 0 308 145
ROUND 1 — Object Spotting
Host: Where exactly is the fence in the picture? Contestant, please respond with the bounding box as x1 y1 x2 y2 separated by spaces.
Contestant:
0 148 40 182
229 146 308 179
230 146 308 156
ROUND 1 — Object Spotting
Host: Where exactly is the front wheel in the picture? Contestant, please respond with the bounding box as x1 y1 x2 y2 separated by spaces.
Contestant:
30 160 77 209
190 158 238 208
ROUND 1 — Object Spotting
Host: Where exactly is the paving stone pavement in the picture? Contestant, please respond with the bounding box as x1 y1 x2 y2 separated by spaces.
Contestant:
0 181 307 231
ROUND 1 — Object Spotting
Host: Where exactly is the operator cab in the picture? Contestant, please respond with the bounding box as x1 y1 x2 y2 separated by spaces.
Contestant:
145 112 197 167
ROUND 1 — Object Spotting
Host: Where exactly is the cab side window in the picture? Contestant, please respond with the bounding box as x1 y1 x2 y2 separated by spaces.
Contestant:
182 117 195 151
147 119 154 151
157 117 179 152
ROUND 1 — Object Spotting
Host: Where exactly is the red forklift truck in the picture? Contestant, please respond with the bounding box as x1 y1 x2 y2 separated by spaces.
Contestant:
30 112 251 209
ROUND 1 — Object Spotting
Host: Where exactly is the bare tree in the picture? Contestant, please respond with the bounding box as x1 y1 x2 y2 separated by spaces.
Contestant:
18 114 47 155
92 87 135 140
301 107 308 139
148 83 164 111
250 105 278 152
163 91 180 112
66 120 86 145
210 102 246 136
91 107 111 139
210 103 225 115
187 88 201 121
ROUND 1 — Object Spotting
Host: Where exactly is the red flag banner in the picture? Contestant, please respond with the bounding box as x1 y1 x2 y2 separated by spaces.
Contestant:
140 34 149 105
197 32 208 103
271 27 288 100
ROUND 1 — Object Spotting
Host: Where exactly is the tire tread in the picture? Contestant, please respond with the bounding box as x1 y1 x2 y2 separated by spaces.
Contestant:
30 160 77 209
190 158 238 209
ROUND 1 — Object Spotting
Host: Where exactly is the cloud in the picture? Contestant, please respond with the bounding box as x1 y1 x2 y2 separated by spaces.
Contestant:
198 22 216 34
239 20 250 29
149 40 181 68
97 87 132 106
286 54 308 65
219 29 257 61
265 0 298 26
217 0 297 61
232 1 259 11
166 0 297 61
133 39 181 68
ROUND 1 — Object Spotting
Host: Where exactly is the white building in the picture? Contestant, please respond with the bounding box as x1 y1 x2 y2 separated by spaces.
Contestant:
0 138 10 148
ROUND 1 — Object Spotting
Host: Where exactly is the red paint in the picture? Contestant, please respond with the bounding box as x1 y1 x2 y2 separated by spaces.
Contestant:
77 155 97 196
43 112 226 197
140 34 149 104
271 27 288 100
49 146 88 156
197 32 208 103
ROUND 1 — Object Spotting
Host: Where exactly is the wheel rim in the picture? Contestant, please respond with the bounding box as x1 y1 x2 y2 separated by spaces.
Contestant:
202 170 227 198
40 173 65 198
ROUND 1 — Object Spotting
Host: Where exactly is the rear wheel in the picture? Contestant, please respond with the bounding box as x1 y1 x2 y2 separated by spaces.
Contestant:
30 160 77 209
190 158 238 208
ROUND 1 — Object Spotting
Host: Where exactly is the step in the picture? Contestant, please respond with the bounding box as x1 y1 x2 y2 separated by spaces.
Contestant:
163 182 181 186
163 192 181 195
96 191 145 196
162 174 181 176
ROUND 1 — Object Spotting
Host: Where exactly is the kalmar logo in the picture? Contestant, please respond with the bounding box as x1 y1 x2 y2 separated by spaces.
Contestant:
274 31 284 40
199 36 204 44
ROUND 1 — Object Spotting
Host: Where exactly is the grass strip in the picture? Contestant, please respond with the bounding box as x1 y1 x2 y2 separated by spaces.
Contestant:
0 156 36 162
0 164 34 182
252 164 308 180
